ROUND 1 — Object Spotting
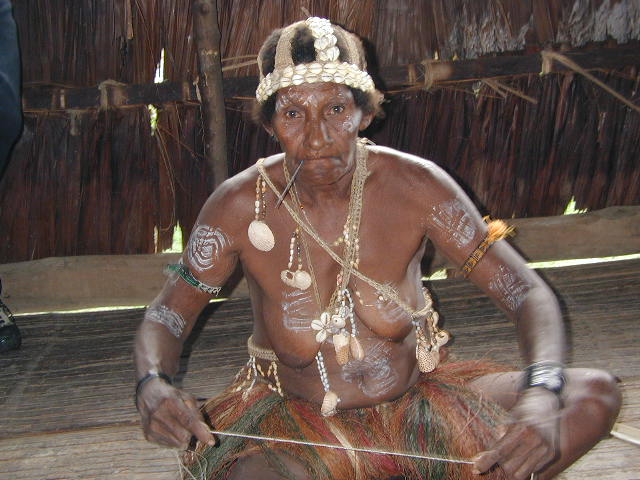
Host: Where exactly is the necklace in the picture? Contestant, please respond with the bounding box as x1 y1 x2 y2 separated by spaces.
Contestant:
281 141 368 415
256 139 450 415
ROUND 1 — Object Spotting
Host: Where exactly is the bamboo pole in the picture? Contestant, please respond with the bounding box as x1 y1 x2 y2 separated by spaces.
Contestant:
193 0 228 188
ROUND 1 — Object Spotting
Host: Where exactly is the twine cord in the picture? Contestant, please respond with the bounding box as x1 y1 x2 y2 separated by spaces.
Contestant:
258 156 432 320
209 429 473 465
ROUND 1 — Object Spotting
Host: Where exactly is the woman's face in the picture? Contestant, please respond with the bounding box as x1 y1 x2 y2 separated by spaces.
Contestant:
269 82 372 187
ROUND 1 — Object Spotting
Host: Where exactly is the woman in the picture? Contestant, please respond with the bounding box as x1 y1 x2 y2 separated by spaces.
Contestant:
134 17 621 480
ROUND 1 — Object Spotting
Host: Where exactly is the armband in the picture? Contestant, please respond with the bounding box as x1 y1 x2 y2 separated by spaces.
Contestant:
145 305 186 338
166 263 222 296
134 371 173 410
461 218 514 277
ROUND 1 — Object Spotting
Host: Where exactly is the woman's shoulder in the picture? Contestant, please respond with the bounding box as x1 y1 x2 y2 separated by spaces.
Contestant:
366 144 459 196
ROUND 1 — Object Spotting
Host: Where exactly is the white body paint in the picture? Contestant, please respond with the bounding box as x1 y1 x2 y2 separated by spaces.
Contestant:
489 264 530 312
430 198 476 247
282 289 316 331
145 304 186 338
187 225 231 272
341 341 398 397
375 296 410 324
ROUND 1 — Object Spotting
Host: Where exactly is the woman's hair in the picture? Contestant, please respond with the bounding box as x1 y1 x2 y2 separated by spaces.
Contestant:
253 24 384 125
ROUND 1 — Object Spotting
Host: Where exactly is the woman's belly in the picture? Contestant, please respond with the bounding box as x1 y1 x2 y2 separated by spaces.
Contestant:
271 333 420 409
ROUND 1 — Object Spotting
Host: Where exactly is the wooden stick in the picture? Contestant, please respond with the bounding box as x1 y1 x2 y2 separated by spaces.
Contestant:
541 50 640 114
610 423 640 446
193 0 228 188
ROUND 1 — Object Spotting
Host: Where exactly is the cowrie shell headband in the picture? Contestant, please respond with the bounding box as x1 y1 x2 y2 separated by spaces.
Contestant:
256 17 375 103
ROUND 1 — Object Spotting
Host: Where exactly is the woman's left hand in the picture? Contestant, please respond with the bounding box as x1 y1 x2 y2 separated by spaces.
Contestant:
473 388 561 479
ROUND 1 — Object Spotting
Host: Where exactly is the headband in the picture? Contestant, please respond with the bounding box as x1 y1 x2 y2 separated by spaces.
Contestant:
256 17 375 103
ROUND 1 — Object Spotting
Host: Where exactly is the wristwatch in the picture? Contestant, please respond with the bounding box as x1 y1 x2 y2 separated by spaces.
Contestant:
524 361 565 395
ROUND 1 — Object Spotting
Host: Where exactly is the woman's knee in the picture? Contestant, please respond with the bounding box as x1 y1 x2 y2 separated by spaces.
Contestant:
567 369 622 430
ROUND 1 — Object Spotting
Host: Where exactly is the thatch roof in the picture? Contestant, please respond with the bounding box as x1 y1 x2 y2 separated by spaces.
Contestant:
1 0 639 263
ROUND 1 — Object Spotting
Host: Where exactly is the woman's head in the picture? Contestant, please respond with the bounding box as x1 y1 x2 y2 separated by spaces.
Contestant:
254 17 383 125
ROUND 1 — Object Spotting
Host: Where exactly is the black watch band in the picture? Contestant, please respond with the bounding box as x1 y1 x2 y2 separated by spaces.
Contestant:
524 361 565 395
134 371 173 410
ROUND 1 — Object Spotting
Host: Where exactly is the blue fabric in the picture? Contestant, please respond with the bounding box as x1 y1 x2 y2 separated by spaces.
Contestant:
0 0 22 171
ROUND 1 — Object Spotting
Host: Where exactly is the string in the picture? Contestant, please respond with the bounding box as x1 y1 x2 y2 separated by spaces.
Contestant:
257 154 432 320
208 429 473 465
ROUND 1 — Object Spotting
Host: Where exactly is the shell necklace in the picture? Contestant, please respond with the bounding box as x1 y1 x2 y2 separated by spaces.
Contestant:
256 139 450 415
281 141 368 415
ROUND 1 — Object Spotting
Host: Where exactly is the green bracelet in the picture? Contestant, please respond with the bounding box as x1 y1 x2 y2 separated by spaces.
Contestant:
134 371 172 410
166 263 222 296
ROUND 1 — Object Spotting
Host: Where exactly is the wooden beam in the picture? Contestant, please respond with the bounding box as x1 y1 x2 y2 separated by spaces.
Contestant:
21 43 640 112
1 206 638 315
382 43 640 89
193 0 228 188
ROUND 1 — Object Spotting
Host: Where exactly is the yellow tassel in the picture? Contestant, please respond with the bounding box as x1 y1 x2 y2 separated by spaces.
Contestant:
485 218 515 243
461 217 515 277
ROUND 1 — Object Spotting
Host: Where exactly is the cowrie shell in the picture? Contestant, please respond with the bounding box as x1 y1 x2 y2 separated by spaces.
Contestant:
248 220 274 251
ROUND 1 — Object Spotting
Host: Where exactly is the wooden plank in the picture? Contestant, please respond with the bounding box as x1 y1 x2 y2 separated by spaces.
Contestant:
1 206 638 315
0 425 178 480
431 205 640 271
0 253 249 314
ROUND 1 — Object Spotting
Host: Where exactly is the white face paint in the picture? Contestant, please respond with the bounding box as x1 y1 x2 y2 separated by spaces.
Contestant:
340 341 398 398
187 225 231 272
145 305 186 338
489 265 530 312
282 289 316 331
275 89 358 133
275 89 321 111
430 198 476 247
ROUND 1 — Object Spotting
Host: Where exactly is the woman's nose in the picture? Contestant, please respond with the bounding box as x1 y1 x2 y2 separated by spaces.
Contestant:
305 116 331 150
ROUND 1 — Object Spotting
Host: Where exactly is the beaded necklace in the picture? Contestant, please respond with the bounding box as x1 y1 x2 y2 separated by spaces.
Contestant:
254 140 450 415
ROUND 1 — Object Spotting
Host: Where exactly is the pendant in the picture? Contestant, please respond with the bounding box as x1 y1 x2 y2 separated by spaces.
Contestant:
349 336 365 361
321 390 339 416
435 330 450 348
280 269 312 290
333 333 350 365
417 344 439 373
248 220 275 251
294 270 312 290
330 314 346 330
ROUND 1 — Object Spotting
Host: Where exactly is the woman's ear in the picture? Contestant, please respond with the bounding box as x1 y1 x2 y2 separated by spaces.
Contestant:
263 123 275 139
359 112 374 131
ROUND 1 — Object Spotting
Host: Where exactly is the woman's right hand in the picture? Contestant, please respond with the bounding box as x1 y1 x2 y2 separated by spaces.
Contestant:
136 378 216 449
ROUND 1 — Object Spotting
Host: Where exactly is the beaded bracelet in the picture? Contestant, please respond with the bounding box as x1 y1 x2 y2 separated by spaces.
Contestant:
134 371 172 410
165 263 222 296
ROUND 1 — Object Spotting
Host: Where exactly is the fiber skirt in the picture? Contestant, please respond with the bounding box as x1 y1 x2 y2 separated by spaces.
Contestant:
183 360 509 480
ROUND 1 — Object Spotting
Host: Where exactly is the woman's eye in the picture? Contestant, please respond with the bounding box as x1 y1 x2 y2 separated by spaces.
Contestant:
285 110 300 119
330 105 345 114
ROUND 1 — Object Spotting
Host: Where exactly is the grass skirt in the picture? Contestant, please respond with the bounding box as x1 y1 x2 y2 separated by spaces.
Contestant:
183 360 509 480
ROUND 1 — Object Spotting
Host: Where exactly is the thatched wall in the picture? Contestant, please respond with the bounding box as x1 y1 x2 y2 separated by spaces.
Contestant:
1 0 639 263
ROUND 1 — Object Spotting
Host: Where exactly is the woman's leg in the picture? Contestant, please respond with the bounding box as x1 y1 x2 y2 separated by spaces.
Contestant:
468 368 621 479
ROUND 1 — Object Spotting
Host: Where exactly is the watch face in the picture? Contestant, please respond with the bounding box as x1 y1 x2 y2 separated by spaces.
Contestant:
546 375 563 391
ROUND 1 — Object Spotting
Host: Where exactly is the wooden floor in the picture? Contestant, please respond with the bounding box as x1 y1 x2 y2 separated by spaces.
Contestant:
1 260 639 479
